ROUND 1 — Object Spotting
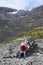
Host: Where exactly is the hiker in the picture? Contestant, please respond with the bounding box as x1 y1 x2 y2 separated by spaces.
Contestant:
19 42 29 59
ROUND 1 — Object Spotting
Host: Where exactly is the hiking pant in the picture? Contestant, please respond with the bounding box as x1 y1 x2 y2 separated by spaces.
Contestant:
19 51 26 59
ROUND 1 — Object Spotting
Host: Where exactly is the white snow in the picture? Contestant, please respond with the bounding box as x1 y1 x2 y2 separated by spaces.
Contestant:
9 11 18 14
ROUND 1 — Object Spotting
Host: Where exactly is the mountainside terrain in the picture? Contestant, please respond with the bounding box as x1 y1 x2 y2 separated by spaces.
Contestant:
0 39 43 65
0 5 43 41
0 7 17 13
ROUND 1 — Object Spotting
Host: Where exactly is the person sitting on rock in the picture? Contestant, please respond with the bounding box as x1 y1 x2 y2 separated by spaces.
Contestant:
19 42 29 59
19 42 27 59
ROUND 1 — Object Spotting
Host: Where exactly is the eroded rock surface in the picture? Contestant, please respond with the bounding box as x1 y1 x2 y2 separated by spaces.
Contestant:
0 39 43 65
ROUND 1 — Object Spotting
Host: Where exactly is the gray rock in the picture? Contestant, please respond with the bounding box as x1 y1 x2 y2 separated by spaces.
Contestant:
0 39 43 65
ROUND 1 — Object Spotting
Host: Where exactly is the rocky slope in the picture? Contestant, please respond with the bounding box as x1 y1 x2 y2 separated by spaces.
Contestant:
0 39 43 65
0 7 17 13
0 5 43 41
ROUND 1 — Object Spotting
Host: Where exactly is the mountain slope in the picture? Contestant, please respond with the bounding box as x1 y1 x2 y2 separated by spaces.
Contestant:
0 7 17 13
0 5 43 41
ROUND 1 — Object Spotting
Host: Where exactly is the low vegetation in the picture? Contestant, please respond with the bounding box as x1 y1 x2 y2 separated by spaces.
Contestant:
18 27 43 39
0 27 43 46
4 27 43 43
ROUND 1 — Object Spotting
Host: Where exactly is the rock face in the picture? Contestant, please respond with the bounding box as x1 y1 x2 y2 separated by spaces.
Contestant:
0 39 43 65
0 7 17 13
0 5 43 41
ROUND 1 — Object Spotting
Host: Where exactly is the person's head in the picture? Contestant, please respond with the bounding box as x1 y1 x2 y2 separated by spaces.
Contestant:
21 42 24 46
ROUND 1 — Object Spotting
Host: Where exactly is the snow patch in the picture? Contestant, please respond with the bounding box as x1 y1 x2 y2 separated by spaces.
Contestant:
28 9 32 11
9 11 18 14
